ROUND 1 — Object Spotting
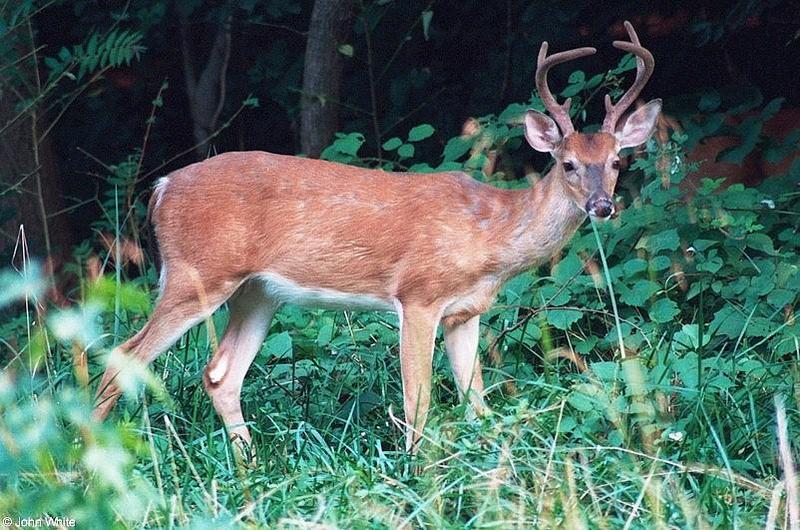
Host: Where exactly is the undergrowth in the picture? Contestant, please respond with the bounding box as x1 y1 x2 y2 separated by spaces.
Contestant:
1 59 799 529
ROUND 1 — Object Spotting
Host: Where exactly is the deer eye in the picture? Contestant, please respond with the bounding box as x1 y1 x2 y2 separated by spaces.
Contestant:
611 160 621 170
562 161 575 172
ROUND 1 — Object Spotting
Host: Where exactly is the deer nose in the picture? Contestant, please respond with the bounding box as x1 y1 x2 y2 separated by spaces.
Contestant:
587 197 615 219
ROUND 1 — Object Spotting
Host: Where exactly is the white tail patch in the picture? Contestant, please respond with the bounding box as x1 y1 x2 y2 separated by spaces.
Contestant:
152 176 170 212
152 177 171 296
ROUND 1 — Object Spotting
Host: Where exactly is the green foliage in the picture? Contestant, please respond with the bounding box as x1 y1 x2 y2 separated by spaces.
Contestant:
1 30 799 527
0 264 43 309
299 80 799 526
690 0 782 45
407 123 434 142
0 374 157 528
320 132 366 163
43 29 145 83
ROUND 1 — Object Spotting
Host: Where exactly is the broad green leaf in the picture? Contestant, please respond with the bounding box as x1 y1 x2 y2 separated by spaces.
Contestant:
574 336 598 354
317 324 333 347
623 258 648 276
585 73 604 89
747 274 774 298
772 327 800 355
642 228 680 254
503 273 533 303
266 331 293 358
397 143 415 158
650 255 672 271
498 103 528 124
382 137 402 151
710 304 745 339
539 284 570 306
568 70 585 84
408 162 434 172
697 252 723 273
744 317 772 337
672 352 699 388
649 298 679 323
673 324 710 350
408 123 435 142
321 132 364 161
552 252 583 285
692 239 718 252
561 83 583 98
547 308 582 330
746 233 777 255
568 382 610 412
590 361 619 381
768 289 796 309
721 277 748 298
442 136 472 162
708 374 734 391
619 279 659 307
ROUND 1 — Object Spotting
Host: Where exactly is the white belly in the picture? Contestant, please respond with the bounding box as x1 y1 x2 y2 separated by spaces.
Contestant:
258 272 395 311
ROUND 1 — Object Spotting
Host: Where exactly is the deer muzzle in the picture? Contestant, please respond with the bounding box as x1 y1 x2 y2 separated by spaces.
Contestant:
586 195 615 220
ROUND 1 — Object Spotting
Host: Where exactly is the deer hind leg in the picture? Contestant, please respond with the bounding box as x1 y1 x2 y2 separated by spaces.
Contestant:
397 302 442 452
443 315 487 416
94 267 239 421
203 281 278 451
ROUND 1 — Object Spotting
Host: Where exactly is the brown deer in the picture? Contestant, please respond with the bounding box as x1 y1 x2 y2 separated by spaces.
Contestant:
94 21 660 452
682 107 800 193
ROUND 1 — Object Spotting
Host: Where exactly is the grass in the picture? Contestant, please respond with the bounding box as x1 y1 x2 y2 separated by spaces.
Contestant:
1 140 799 529
1 247 797 529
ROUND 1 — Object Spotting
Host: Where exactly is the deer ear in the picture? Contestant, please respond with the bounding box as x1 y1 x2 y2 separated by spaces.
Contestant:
524 110 562 153
616 99 662 149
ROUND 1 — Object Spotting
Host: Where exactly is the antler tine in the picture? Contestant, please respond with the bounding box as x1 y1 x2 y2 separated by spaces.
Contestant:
536 42 597 135
602 21 655 132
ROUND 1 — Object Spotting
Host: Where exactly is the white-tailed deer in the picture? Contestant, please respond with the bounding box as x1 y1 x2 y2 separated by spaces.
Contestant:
681 106 800 192
94 21 660 452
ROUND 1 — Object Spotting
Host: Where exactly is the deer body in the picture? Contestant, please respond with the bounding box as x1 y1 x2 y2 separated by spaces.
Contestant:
95 22 660 453
153 151 584 314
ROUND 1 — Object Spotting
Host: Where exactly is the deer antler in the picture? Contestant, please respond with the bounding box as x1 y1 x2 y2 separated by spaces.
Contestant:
601 21 655 133
535 42 596 135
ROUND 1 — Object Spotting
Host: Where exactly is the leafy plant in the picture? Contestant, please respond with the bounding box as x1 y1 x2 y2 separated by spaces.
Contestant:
1 43 798 528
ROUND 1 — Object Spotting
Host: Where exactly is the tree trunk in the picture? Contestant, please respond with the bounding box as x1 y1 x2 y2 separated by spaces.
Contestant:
180 16 232 159
300 0 355 158
0 22 72 262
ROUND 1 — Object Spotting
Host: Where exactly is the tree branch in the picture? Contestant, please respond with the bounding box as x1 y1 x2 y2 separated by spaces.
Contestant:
179 15 197 100
180 15 233 158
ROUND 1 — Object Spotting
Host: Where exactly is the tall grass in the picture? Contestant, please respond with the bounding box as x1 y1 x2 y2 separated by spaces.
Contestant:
2 87 799 528
1 217 797 528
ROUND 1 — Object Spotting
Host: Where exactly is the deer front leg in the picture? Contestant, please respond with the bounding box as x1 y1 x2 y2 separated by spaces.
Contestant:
444 315 487 416
397 303 441 452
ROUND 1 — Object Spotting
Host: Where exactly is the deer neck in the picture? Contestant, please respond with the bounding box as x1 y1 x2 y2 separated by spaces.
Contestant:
495 170 586 277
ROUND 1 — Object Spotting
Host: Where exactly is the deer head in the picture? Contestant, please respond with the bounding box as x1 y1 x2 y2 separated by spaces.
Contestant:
524 21 661 219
